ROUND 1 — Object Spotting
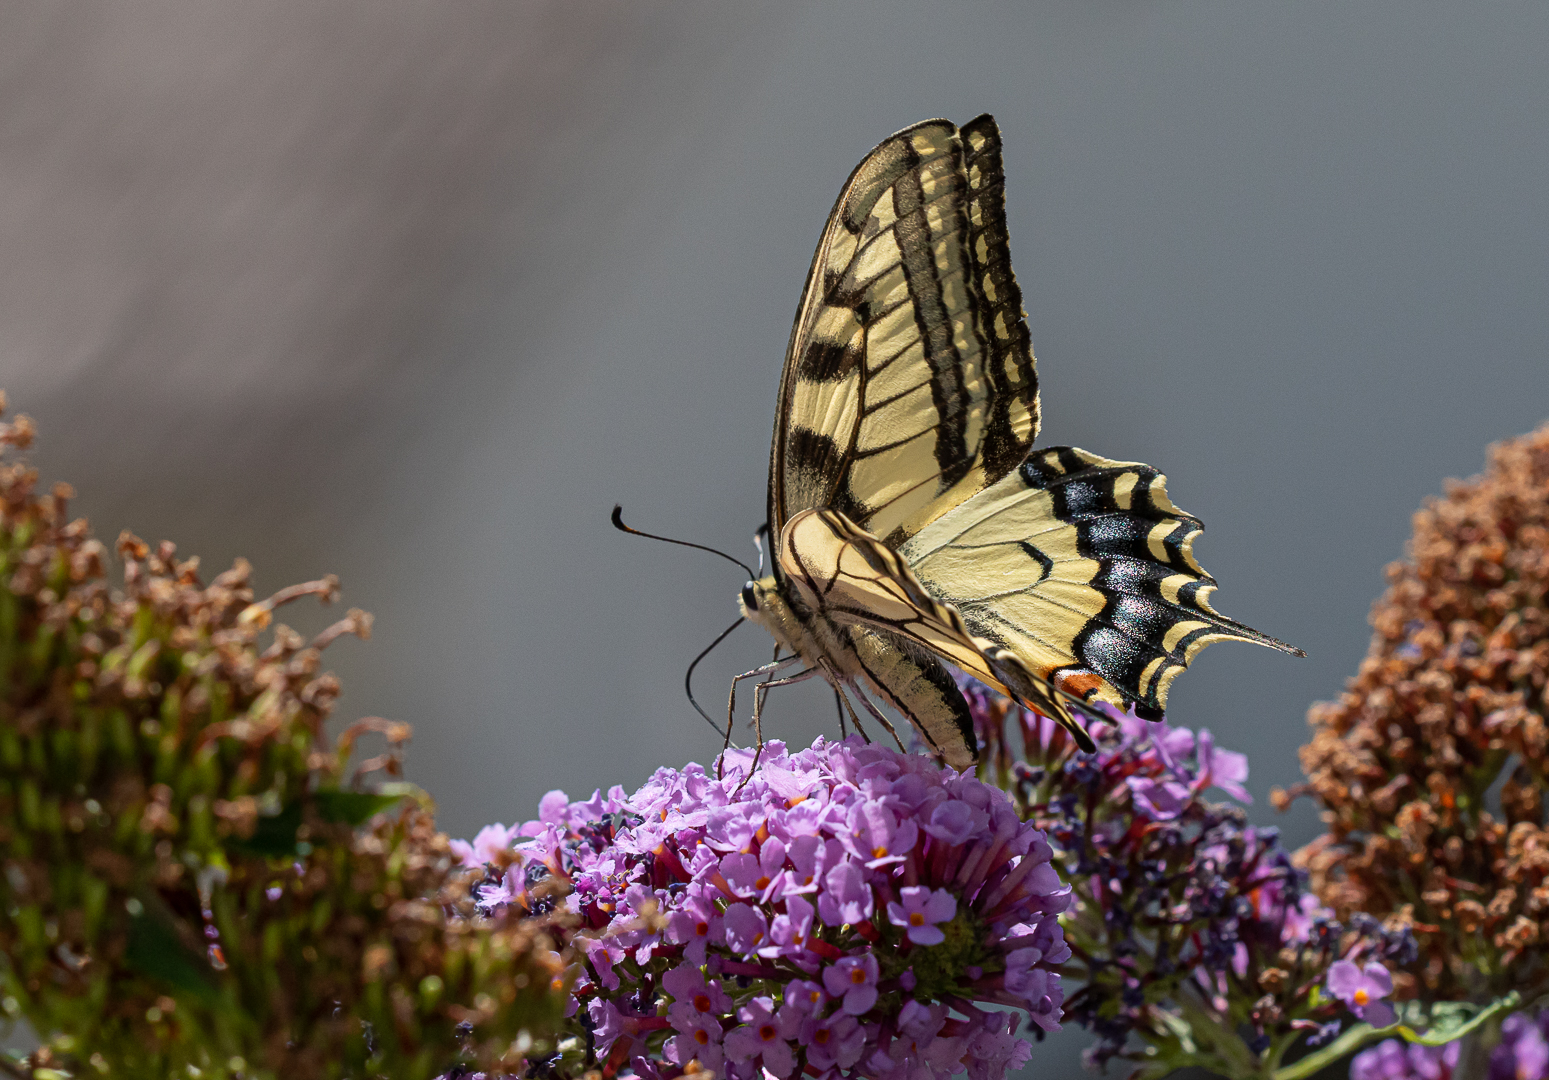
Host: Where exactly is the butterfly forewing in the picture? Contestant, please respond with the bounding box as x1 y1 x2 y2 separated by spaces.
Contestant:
777 507 1095 749
770 115 1039 552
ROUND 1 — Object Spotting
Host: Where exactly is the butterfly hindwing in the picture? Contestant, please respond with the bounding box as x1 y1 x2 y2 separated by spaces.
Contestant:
770 115 1039 551
897 446 1303 717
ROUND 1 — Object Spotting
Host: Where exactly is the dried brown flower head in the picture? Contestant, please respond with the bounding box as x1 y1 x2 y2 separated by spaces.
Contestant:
0 402 569 1079
1290 422 1549 1001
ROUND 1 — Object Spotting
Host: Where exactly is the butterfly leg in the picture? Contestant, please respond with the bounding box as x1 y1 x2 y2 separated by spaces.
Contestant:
816 659 870 744
850 686 909 753
721 655 802 778
733 665 820 794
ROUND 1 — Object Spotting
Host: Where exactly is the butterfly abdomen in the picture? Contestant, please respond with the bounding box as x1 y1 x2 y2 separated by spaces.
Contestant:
847 627 975 770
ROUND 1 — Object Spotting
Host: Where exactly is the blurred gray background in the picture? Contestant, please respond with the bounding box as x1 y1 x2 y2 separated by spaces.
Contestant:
3 3 1548 1073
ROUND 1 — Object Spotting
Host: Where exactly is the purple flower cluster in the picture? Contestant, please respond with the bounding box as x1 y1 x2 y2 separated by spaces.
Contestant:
1492 1011 1549 1080
1350 1038 1459 1080
966 683 1415 1074
1335 1005 1549 1080
456 736 1070 1080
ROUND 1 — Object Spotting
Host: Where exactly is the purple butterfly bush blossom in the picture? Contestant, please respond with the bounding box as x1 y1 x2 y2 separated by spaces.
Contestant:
1349 1008 1549 1080
1350 1037 1461 1080
1327 961 1398 1029
961 680 1413 1077
454 735 1071 1080
1490 1011 1549 1080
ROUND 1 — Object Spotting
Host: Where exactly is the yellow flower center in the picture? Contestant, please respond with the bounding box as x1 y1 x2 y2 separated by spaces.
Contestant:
851 969 867 985
910 912 925 927
1353 989 1370 1006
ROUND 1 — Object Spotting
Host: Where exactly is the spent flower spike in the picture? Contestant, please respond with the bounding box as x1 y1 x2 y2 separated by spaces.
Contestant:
457 734 1070 1080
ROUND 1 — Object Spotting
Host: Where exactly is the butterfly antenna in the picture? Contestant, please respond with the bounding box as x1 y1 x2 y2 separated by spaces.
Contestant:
685 616 744 737
611 506 756 579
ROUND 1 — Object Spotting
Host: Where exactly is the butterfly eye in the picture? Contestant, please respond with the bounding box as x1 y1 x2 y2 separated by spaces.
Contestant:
741 581 759 612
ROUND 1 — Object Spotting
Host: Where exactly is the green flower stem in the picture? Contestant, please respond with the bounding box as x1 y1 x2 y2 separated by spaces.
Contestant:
1272 992 1522 1080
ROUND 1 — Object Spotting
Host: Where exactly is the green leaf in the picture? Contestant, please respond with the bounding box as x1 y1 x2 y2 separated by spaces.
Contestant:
312 789 405 826
228 803 303 857
1393 991 1521 1046
123 895 217 1002
227 788 408 857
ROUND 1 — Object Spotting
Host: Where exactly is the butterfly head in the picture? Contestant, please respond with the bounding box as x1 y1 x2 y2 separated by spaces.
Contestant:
738 574 803 649
739 576 782 621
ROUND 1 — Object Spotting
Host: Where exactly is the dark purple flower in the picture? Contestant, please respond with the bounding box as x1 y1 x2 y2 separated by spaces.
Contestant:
961 678 1408 1077
1352 1037 1460 1080
1491 1011 1549 1080
1126 775 1191 821
1327 960 1397 1028
1195 729 1252 803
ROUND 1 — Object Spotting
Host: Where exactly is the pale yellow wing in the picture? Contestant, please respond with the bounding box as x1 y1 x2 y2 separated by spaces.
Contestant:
897 446 1302 719
769 114 1039 551
776 506 1097 750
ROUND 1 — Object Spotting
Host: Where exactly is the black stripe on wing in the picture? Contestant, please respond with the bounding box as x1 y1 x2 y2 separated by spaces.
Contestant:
889 139 972 487
1020 446 1302 716
958 115 1038 481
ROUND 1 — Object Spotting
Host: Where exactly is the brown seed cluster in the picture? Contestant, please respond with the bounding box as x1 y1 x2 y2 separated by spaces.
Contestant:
1288 422 1549 1001
0 397 569 1079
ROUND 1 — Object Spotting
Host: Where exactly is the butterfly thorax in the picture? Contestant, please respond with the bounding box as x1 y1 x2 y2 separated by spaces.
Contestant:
737 564 984 770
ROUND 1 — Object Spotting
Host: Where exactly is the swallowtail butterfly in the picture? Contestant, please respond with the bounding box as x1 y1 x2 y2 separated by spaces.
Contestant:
731 115 1301 768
